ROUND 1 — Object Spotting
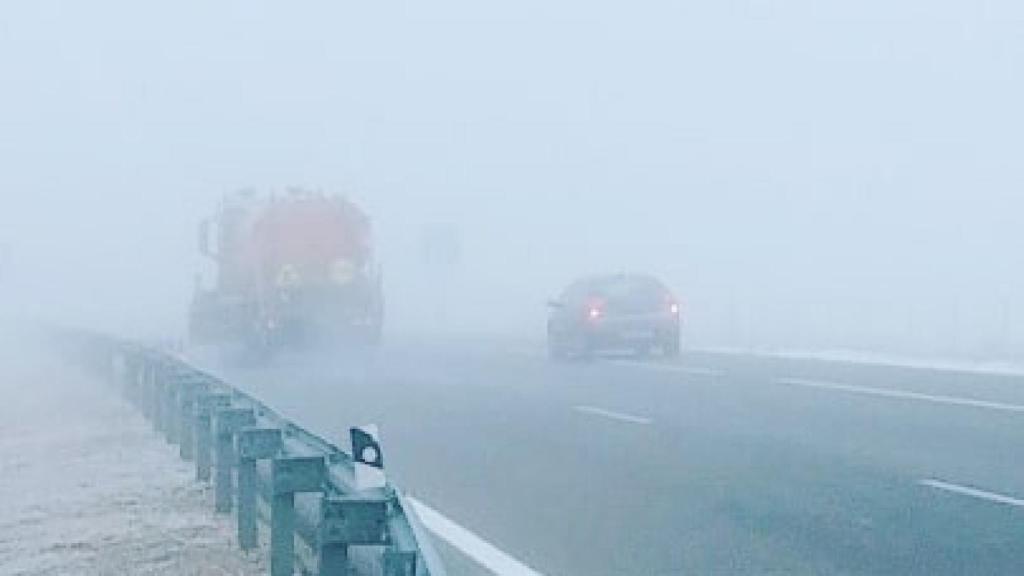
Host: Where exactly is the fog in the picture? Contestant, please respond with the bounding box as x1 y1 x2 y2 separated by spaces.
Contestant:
2 0 1023 360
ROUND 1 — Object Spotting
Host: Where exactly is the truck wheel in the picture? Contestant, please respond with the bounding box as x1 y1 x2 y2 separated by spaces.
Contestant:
663 334 681 358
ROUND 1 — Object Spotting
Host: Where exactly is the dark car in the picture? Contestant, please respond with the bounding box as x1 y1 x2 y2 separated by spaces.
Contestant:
546 274 681 359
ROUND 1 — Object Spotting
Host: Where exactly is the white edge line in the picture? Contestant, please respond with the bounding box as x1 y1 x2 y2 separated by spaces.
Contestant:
573 405 653 425
919 479 1024 508
406 497 546 576
773 377 1024 414
697 346 1024 379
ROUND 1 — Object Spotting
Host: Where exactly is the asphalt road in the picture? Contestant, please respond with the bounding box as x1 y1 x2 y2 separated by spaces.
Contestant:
191 338 1024 575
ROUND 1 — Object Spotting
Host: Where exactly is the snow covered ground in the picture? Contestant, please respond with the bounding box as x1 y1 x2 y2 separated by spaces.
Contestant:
0 338 266 576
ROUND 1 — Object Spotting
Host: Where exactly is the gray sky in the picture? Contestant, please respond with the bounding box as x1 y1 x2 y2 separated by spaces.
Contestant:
1 1 1022 357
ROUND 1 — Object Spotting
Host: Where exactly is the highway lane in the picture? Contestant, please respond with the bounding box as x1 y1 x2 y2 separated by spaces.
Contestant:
190 339 1024 575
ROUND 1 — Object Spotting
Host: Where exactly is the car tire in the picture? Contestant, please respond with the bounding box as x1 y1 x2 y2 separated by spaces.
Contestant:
577 336 597 361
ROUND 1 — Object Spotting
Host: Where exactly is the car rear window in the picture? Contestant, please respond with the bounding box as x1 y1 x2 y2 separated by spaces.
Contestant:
590 276 668 310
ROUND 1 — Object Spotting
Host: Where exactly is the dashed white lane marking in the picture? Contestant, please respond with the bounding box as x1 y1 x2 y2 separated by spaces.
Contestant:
406 497 547 576
573 405 653 425
773 377 1024 414
613 361 725 378
919 479 1024 508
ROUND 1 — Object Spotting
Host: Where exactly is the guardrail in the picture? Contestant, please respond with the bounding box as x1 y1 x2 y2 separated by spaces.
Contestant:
64 332 447 576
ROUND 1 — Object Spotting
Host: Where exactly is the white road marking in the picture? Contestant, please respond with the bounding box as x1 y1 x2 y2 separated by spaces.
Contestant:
573 405 653 425
773 377 1024 414
613 361 725 378
697 346 1024 379
919 479 1024 508
406 497 547 576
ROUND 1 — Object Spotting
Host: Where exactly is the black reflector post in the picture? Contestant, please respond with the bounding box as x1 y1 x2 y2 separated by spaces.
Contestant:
351 424 386 491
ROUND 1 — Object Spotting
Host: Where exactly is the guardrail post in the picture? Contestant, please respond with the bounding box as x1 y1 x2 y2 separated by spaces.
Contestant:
195 393 231 482
235 428 282 550
152 361 167 434
131 354 144 408
272 492 295 576
271 456 326 576
383 551 418 576
214 407 256 514
178 378 205 462
139 359 152 410
140 359 155 421
319 496 389 576
162 367 181 445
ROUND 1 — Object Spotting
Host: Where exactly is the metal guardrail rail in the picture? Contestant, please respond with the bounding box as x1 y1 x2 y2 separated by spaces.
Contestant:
65 332 448 576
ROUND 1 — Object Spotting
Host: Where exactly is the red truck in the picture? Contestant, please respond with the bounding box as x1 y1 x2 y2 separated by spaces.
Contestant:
190 189 383 349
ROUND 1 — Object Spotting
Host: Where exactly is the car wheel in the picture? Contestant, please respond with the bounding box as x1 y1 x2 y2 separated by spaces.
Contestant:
576 335 597 361
548 338 567 361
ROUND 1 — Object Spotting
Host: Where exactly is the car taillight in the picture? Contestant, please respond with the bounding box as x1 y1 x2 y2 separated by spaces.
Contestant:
584 296 606 321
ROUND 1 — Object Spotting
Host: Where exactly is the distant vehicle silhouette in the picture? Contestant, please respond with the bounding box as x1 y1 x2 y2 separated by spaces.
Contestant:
546 273 681 359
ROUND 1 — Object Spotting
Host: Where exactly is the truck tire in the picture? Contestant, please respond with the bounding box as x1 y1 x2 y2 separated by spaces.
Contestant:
663 333 681 358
